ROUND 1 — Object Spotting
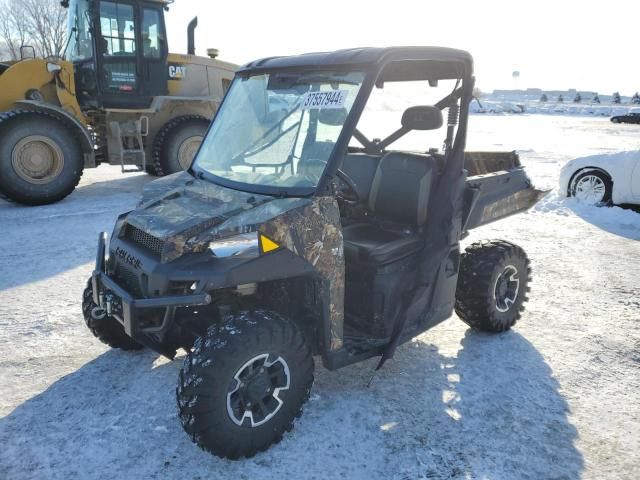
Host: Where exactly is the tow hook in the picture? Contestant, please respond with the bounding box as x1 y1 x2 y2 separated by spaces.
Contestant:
92 290 115 319
104 292 116 316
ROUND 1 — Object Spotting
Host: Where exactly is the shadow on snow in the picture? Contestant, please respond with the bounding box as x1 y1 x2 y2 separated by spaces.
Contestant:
0 328 583 479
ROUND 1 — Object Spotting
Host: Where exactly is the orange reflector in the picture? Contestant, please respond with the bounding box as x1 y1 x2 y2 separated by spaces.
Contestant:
259 234 280 254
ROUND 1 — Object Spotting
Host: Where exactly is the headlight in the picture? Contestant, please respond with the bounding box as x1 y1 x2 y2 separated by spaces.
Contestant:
47 62 62 73
208 233 259 258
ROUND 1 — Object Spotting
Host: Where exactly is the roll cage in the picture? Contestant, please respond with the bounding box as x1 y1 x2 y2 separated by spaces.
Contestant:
207 47 475 197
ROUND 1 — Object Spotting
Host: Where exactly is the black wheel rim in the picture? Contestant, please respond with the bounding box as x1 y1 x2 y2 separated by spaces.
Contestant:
494 265 520 313
226 353 290 427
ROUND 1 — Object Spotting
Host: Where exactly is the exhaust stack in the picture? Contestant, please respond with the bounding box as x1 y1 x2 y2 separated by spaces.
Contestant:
187 17 198 55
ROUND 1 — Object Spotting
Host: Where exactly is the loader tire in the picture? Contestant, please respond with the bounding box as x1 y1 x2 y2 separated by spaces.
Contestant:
151 116 209 176
82 280 144 351
177 311 314 459
0 110 84 205
455 240 531 332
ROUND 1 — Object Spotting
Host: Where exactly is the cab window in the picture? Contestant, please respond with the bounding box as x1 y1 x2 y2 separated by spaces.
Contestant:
100 1 136 56
142 8 163 59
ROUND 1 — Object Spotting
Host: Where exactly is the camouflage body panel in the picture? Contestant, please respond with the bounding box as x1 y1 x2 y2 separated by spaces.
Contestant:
123 173 270 263
119 173 345 349
479 187 548 225
259 197 345 351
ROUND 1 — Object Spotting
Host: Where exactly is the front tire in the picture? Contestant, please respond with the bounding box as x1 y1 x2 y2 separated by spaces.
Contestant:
177 311 314 459
455 240 531 332
82 280 144 351
0 110 84 205
569 170 612 205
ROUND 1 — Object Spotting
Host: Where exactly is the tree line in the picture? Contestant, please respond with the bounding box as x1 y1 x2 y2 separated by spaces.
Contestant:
0 0 67 60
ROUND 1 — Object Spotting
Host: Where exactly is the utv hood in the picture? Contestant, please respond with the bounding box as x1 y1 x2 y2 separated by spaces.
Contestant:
122 172 310 262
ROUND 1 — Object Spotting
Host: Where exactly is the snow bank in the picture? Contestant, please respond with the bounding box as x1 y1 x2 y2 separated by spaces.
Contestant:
534 191 640 240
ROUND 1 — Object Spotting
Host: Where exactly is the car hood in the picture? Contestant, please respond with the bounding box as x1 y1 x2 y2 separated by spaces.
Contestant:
123 172 310 262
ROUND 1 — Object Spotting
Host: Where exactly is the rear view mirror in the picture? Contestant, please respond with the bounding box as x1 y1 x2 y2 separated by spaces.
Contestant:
318 107 347 126
401 106 443 131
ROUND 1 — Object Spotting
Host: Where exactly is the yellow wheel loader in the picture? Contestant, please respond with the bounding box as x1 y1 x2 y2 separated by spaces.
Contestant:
0 0 236 205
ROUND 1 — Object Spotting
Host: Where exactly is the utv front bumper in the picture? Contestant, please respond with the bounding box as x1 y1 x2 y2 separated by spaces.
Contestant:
91 233 212 355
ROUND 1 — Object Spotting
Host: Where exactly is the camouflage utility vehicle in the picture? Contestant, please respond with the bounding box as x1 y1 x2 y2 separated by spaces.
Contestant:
83 47 545 458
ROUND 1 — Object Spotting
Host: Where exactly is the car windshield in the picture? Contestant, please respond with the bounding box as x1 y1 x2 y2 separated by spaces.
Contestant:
193 70 365 195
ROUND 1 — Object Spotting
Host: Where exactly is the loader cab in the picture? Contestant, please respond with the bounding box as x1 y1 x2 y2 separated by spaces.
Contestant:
65 0 169 109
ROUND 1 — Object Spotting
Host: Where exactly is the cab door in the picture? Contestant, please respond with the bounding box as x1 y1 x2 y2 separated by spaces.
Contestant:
139 3 168 99
96 0 168 108
97 0 143 107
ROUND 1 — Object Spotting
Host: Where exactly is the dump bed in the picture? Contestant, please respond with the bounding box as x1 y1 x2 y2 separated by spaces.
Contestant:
462 151 546 231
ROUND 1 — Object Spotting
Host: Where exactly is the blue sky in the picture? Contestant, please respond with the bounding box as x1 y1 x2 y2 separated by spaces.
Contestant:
165 0 640 95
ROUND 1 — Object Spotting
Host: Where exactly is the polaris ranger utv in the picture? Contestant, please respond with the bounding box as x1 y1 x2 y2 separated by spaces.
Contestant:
83 47 545 459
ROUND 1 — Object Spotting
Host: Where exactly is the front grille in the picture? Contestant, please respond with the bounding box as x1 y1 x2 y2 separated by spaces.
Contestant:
114 263 143 297
124 224 164 256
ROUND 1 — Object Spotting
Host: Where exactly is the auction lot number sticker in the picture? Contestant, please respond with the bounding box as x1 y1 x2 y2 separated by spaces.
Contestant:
302 90 348 109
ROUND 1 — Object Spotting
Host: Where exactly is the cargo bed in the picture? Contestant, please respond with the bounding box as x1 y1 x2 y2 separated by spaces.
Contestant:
463 151 547 231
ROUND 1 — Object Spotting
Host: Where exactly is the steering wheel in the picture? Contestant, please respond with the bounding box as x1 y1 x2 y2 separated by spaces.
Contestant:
335 169 360 202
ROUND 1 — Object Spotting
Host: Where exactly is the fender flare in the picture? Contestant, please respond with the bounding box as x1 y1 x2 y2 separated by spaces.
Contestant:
13 100 95 166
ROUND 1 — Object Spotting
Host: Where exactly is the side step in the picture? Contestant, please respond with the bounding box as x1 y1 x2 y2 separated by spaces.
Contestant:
109 117 149 173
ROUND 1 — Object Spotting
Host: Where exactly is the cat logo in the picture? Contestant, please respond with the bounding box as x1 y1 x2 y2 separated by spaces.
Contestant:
168 64 187 80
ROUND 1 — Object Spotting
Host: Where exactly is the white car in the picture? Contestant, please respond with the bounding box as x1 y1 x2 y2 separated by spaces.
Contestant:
559 151 640 205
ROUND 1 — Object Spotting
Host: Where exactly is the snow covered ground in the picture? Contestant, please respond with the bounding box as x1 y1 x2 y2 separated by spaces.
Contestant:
1 114 639 479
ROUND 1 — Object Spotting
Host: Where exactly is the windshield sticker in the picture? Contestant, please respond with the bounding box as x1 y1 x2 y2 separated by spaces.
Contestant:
302 90 348 110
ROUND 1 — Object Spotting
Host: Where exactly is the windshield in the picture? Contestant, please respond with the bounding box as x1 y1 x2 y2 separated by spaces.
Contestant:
193 70 365 194
65 0 94 61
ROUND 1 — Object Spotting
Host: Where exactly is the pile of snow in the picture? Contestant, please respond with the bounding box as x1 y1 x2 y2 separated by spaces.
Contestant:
534 191 640 241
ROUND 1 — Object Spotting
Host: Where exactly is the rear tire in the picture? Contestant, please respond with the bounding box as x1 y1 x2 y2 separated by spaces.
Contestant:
151 116 209 176
177 311 314 459
82 280 144 351
0 111 84 205
455 240 531 332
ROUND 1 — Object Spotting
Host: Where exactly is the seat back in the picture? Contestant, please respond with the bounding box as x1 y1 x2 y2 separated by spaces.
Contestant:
368 152 436 227
341 153 381 201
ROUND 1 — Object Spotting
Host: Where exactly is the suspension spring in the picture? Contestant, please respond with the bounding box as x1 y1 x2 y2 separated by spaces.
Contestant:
448 104 460 126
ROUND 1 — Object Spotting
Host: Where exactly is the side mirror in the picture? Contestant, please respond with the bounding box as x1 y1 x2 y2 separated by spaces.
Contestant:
318 107 347 126
401 106 443 131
